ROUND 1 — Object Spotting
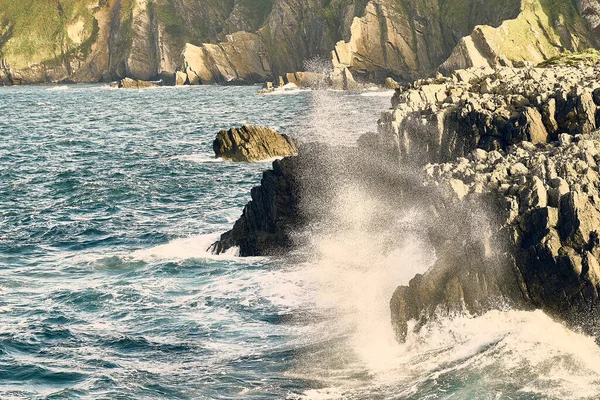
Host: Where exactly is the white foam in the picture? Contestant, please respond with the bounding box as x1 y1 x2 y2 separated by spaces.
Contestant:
358 90 395 97
130 233 242 261
45 85 69 91
174 154 224 163
263 88 307 96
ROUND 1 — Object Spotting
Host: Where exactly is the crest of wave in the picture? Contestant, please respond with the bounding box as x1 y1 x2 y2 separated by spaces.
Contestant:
290 179 600 399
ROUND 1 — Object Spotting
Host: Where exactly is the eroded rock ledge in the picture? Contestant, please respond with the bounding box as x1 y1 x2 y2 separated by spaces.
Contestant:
391 136 600 341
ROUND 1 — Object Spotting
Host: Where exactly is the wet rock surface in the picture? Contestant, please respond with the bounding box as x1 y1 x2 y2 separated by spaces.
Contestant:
212 59 600 342
391 135 600 341
208 156 301 257
213 125 298 162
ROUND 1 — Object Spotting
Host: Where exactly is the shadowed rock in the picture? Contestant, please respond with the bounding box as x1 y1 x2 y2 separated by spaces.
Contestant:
213 125 298 162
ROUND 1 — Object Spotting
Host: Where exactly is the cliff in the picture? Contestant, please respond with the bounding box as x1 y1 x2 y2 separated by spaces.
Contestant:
1 0 599 85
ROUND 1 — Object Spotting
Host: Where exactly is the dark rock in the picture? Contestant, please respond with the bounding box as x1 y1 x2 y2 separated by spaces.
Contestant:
208 157 301 256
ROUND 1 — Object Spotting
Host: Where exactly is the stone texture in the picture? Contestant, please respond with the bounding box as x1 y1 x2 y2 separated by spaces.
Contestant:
208 156 301 256
390 134 600 341
379 61 600 165
213 125 298 162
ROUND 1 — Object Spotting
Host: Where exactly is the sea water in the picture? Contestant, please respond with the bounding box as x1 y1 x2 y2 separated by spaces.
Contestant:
1 84 600 399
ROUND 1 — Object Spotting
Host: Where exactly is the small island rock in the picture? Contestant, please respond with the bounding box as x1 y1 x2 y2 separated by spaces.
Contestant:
213 125 298 162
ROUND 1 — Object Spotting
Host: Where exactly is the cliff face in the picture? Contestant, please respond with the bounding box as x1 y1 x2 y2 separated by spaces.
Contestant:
1 0 599 85
439 0 599 72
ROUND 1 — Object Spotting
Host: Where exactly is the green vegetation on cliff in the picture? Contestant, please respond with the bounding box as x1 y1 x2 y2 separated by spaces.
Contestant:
0 0 599 84
0 0 97 69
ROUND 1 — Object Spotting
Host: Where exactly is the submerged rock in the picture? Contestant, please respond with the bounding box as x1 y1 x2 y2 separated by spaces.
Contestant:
213 125 298 162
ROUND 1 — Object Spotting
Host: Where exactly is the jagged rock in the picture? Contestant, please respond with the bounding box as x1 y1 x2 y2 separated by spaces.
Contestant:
391 134 600 341
208 157 301 256
380 62 600 164
213 125 298 162
117 78 158 89
210 143 350 256
523 107 548 144
331 65 358 90
182 32 272 85
2 0 600 85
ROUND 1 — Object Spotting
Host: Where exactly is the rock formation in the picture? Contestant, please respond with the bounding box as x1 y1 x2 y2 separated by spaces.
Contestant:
182 32 272 85
117 77 158 88
390 134 600 341
208 156 301 257
1 0 599 85
378 52 600 166
213 125 298 162
214 57 600 342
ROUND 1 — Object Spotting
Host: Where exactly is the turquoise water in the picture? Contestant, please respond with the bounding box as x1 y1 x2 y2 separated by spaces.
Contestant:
0 85 391 399
3 84 600 400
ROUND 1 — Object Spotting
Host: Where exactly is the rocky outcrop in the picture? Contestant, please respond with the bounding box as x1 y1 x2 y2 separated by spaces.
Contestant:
213 59 600 343
391 135 600 341
376 59 600 341
117 77 158 88
213 125 298 162
210 143 359 256
182 32 272 85
208 156 301 256
378 59 600 166
438 0 598 73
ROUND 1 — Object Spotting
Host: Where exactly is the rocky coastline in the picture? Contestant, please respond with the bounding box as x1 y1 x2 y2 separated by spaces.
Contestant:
213 57 600 341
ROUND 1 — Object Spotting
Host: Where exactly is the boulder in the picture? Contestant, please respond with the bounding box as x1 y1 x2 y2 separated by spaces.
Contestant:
384 77 400 89
213 125 298 162
118 77 158 89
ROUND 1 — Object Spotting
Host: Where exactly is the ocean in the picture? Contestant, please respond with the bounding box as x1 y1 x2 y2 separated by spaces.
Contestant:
1 84 600 399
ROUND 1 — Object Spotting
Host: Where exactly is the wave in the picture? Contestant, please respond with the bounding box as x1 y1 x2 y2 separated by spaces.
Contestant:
173 154 224 163
45 86 69 91
293 310 600 400
358 90 395 97
130 233 241 261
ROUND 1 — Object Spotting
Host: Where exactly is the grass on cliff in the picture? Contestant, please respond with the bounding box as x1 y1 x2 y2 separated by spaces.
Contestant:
538 49 600 67
0 0 97 68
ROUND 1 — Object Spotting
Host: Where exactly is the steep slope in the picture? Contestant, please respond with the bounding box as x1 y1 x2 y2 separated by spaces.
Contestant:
439 0 599 72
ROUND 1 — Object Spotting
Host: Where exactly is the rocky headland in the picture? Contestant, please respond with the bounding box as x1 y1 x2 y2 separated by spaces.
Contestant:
213 56 600 341
1 0 599 86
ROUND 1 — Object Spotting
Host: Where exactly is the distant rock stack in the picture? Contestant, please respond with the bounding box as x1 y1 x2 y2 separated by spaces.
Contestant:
213 125 298 162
